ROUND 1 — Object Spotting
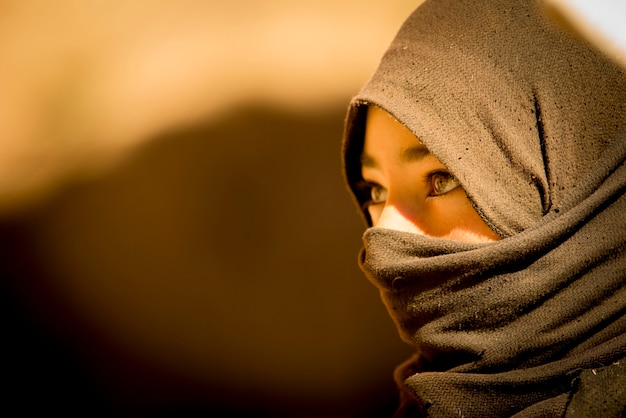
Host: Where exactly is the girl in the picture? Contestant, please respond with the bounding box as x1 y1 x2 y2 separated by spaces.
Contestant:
342 0 626 416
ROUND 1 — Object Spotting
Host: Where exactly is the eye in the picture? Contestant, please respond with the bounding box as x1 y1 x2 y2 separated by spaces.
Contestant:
429 171 461 196
370 184 388 204
355 180 388 209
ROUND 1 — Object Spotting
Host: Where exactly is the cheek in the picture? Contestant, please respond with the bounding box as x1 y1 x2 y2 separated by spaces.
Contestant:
424 190 500 242
367 205 383 226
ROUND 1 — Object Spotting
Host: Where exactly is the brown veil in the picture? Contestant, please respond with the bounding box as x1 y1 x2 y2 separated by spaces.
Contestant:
342 0 626 416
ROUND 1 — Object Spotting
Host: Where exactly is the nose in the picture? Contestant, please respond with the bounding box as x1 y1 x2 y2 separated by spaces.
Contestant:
375 204 425 235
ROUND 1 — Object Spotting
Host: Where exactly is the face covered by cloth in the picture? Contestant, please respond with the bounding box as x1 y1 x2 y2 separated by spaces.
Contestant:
342 0 626 416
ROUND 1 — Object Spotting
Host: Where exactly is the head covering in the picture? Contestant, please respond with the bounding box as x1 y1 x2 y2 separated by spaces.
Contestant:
342 0 626 416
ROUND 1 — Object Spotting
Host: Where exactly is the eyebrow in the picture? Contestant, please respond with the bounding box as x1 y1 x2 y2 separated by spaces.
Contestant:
360 144 431 168
400 144 431 164
360 153 376 168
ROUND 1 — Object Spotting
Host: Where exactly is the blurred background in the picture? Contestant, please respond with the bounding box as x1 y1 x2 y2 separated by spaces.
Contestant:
0 1 421 417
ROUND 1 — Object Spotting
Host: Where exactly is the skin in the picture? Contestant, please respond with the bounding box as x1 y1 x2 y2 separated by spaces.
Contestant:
359 105 501 243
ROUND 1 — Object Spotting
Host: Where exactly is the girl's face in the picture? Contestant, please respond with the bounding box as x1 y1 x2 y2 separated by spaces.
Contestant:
358 106 501 243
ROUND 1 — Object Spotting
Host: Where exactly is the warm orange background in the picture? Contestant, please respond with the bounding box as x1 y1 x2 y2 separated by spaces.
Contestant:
0 2 422 417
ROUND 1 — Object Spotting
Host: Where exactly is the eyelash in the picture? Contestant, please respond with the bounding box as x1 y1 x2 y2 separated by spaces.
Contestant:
357 170 460 209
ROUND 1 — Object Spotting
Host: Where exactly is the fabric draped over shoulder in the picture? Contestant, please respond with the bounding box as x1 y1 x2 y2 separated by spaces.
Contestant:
341 0 626 416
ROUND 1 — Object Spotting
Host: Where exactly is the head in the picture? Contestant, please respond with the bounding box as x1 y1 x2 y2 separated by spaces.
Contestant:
358 105 500 243
343 0 626 238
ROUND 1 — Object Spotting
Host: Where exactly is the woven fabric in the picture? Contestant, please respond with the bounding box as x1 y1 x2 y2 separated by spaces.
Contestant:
342 0 626 416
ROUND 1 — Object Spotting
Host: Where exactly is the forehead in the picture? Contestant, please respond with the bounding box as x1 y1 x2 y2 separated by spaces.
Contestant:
362 105 427 162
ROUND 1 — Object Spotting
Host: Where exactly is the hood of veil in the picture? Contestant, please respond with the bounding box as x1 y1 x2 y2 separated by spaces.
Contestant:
343 0 626 237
